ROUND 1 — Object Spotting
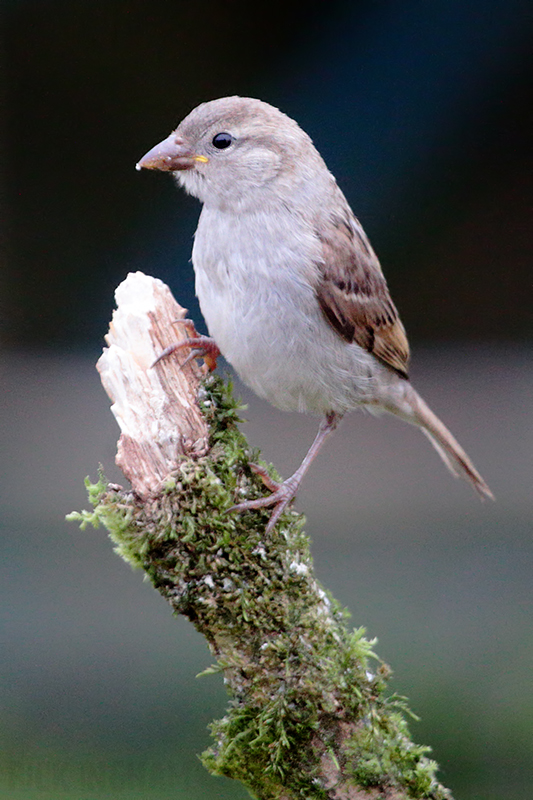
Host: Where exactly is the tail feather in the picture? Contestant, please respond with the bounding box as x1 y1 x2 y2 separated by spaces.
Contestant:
396 384 494 501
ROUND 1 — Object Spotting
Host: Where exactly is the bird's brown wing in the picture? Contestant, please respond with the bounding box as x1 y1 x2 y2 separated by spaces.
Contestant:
315 201 410 378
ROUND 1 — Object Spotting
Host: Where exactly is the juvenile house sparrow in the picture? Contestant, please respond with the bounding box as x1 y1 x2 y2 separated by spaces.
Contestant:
137 96 493 530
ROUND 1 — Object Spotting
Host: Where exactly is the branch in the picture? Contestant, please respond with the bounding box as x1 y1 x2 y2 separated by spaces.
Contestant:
69 271 453 800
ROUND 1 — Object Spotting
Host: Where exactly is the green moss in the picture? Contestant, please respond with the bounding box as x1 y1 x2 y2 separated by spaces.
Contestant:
69 374 452 800
343 708 449 799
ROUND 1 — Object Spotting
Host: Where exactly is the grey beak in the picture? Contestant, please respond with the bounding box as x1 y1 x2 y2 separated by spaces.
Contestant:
136 133 200 172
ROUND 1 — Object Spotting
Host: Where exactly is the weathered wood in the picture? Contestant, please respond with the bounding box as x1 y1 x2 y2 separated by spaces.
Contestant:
96 272 209 496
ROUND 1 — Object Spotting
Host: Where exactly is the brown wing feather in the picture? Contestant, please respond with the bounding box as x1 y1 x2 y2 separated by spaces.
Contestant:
315 198 410 378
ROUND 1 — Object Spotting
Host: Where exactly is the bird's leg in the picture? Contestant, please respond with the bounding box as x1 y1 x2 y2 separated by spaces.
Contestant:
229 411 342 533
151 320 220 371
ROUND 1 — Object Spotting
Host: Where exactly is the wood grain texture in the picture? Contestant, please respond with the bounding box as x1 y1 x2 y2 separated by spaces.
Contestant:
96 271 209 496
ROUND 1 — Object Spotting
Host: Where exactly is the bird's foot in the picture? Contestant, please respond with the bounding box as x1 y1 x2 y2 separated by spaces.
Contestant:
151 325 220 372
228 463 301 534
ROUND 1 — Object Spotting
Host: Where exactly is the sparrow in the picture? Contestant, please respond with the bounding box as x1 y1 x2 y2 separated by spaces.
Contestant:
136 96 493 531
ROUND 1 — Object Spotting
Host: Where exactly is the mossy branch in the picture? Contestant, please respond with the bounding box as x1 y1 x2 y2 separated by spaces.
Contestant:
68 272 453 800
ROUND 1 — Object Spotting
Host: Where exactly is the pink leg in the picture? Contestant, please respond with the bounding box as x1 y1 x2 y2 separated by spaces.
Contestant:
151 334 220 372
229 411 342 533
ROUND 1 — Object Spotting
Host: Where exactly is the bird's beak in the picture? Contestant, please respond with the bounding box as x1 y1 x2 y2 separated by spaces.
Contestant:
136 133 208 172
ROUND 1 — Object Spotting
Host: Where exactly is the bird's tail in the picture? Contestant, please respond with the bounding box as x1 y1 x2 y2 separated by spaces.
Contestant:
391 383 494 501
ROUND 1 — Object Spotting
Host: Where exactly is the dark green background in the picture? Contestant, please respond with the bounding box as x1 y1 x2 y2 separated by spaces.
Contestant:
3 0 533 349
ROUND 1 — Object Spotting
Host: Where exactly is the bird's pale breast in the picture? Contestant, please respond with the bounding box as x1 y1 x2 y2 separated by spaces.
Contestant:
193 206 391 414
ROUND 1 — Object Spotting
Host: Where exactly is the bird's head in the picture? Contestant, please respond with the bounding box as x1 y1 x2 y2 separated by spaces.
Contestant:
136 96 328 212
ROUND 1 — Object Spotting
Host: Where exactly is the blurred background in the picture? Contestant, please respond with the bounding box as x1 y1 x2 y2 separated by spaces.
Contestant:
1 1 532 798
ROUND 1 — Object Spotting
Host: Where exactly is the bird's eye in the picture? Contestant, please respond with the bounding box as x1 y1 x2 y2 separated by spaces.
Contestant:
212 132 233 149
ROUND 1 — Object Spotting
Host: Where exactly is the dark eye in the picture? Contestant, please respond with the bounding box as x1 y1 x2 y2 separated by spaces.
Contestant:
212 132 233 149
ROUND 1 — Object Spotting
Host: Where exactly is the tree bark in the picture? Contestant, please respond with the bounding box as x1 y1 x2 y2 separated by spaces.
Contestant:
70 271 453 800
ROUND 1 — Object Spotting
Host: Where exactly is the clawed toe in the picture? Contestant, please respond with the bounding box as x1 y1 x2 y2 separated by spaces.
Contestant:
248 463 281 493
151 342 183 367
227 475 300 533
151 335 220 371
